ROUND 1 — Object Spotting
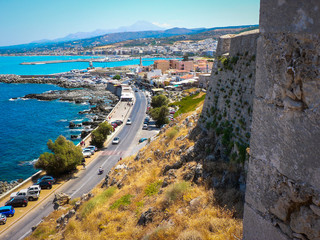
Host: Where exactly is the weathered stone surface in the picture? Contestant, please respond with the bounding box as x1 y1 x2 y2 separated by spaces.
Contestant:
244 1 320 239
243 204 290 240
137 208 155 226
290 206 320 239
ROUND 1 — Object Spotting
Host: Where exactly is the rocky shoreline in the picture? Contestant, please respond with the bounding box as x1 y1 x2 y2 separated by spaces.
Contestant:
0 74 119 193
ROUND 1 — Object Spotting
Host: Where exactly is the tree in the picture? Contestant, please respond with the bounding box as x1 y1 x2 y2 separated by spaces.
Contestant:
113 74 121 80
90 122 113 148
150 105 169 127
35 136 83 176
151 95 169 108
183 54 189 61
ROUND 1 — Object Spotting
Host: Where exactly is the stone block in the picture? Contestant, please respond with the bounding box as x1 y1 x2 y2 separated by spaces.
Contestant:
243 204 290 240
260 0 320 34
250 98 320 189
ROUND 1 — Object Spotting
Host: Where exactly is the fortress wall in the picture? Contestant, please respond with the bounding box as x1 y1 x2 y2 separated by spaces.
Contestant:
200 30 259 163
244 1 320 239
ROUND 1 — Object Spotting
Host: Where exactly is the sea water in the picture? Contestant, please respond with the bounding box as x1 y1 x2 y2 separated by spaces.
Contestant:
0 83 90 181
0 56 168 75
0 56 166 181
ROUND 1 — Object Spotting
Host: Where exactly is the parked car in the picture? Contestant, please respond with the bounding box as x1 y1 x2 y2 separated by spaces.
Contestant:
5 196 28 207
0 206 15 217
111 122 118 128
86 145 97 152
139 138 148 143
39 176 55 184
82 149 92 158
144 117 150 124
115 120 123 126
0 214 6 225
10 188 39 201
28 185 41 193
126 118 132 125
112 137 120 144
83 147 94 154
36 180 53 189
142 124 148 130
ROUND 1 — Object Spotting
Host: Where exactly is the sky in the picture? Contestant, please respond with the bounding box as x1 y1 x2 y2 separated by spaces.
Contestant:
0 0 260 46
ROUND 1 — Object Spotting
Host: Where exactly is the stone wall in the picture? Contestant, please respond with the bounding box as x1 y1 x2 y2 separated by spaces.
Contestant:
199 30 259 163
244 1 320 239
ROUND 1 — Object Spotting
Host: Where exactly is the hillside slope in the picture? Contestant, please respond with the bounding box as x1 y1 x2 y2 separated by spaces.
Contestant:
26 92 242 240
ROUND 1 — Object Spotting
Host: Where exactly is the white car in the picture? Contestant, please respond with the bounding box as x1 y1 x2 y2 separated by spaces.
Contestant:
112 137 120 144
10 188 39 201
142 124 148 130
126 118 132 125
82 149 92 158
28 185 41 193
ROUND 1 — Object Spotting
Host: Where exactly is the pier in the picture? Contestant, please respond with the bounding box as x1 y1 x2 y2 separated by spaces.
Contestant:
20 58 106 65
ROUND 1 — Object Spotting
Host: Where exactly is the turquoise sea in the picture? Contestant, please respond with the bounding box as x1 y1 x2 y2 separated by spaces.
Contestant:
0 56 166 75
0 56 162 181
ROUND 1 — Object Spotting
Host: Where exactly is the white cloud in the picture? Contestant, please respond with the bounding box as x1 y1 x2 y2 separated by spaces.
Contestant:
152 22 173 28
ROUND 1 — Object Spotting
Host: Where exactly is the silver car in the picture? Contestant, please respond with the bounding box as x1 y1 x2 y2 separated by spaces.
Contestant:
0 214 6 225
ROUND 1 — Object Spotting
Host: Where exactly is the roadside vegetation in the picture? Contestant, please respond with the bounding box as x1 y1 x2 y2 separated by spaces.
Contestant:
90 122 114 149
35 135 82 176
149 94 170 127
26 99 242 240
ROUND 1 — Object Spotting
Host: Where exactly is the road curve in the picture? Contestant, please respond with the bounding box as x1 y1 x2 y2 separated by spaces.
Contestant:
0 89 147 240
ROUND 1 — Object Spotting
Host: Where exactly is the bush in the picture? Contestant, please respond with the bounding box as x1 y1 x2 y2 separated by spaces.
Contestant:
151 95 169 108
150 105 169 127
145 180 163 196
81 187 116 218
35 135 83 176
164 181 190 204
90 122 113 148
109 194 134 210
166 127 178 140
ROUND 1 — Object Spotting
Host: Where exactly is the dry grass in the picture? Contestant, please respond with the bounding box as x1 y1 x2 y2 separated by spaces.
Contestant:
26 106 242 240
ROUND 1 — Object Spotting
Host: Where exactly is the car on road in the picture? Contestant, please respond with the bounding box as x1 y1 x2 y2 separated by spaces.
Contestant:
10 188 40 201
36 180 53 189
126 118 132 125
142 124 148 130
39 176 55 184
139 138 148 143
135 89 138 92
82 149 92 158
0 214 6 225
5 195 28 207
112 137 120 144
0 206 15 217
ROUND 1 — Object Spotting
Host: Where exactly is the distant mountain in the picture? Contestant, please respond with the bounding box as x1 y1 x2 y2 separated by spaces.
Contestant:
31 21 165 44
0 25 259 54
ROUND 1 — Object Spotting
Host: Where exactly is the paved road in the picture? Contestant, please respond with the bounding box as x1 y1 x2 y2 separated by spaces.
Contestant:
0 89 147 240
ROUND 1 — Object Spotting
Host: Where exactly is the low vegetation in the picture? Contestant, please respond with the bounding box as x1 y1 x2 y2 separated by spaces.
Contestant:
170 92 206 117
35 135 83 176
26 103 243 240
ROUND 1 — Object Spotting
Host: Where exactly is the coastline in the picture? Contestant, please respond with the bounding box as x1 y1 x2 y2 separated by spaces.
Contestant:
0 74 120 193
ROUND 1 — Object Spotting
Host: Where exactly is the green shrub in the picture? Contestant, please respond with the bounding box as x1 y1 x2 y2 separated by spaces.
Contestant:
110 194 134 210
166 127 178 140
81 187 116 218
90 122 113 148
145 180 163 196
165 181 190 203
35 135 83 176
